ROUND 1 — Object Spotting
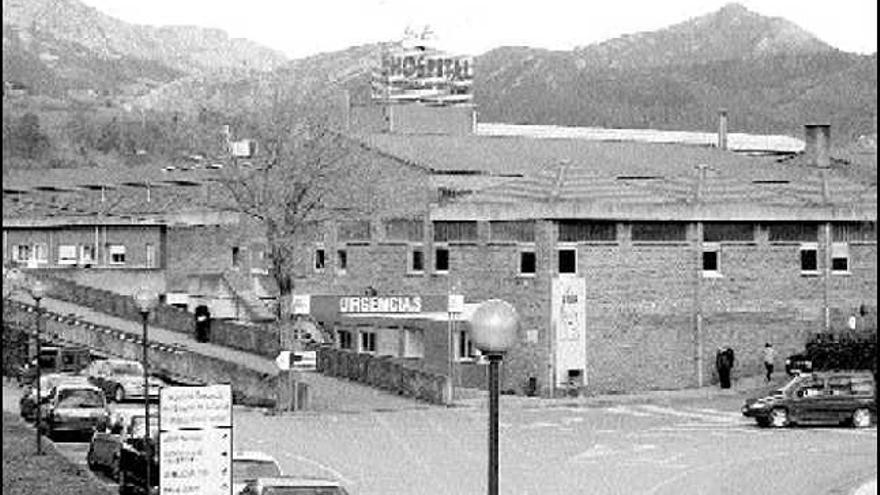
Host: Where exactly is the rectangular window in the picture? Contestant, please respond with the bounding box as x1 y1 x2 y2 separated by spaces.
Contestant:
146 243 155 268
490 221 535 243
631 222 687 242
703 222 754 242
833 222 877 243
338 220 371 244
385 218 424 242
80 245 95 264
314 247 325 272
702 243 720 275
58 245 77 265
337 249 348 272
800 243 819 274
408 245 425 273
831 242 849 273
359 331 377 353
456 330 475 360
558 248 577 274
13 245 30 262
434 221 478 243
768 223 819 243
558 220 616 242
231 246 240 268
520 250 536 275
109 244 126 264
435 246 449 273
33 243 48 263
337 330 353 350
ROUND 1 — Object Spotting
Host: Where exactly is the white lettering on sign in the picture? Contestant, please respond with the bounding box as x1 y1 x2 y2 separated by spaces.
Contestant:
339 296 422 314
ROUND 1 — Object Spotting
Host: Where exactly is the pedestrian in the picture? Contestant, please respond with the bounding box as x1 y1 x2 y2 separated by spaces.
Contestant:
716 346 733 389
763 342 776 382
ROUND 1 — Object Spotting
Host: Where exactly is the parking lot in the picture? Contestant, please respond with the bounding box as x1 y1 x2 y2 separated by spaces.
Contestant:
4 380 875 495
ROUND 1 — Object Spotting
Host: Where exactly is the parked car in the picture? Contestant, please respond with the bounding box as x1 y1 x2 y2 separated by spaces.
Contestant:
85 359 163 402
87 413 157 481
233 451 283 494
20 373 90 421
785 353 814 376
37 383 111 440
742 370 876 428
241 476 350 495
117 431 159 495
18 345 91 386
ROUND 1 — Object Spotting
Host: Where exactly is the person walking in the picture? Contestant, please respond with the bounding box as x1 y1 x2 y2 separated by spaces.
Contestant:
763 343 777 382
717 346 733 389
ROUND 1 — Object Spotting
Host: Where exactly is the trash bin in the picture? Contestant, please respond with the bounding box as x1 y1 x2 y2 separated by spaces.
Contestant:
526 377 538 397
194 305 211 343
295 382 309 411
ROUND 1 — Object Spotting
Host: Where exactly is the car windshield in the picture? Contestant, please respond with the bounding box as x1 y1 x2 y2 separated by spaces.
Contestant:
57 389 104 408
112 363 143 375
263 489 344 495
232 460 282 481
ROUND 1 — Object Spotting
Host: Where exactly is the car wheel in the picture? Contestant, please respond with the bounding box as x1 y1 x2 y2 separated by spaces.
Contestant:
770 408 789 428
114 385 125 403
755 417 770 427
852 408 872 428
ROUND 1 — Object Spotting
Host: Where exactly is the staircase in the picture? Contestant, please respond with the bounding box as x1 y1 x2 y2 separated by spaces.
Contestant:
222 269 277 322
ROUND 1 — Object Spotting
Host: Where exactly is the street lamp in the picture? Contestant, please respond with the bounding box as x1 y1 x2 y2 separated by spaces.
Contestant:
29 279 47 455
469 299 519 495
133 287 158 495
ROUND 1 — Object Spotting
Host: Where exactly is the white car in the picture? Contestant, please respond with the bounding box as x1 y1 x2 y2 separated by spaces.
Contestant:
232 451 283 494
84 359 164 402
241 476 349 495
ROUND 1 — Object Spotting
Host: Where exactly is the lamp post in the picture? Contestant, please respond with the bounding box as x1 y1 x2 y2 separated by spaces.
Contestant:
30 279 47 455
133 288 158 495
469 299 519 495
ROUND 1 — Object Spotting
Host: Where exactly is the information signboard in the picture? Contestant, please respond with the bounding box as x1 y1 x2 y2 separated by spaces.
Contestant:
159 384 232 495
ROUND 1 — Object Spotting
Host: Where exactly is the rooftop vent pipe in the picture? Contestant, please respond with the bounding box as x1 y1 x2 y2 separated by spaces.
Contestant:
717 109 728 151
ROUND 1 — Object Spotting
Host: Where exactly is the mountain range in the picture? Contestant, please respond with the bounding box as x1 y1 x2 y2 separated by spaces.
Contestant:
2 0 876 141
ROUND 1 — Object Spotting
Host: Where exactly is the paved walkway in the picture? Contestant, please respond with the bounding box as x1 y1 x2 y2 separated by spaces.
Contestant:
9 294 425 413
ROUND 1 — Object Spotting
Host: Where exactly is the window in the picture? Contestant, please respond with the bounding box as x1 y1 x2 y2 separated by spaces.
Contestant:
702 243 720 275
408 245 425 273
13 245 30 262
703 222 754 242
833 222 877 243
558 221 616 242
434 221 478 243
800 243 818 274
520 250 536 275
632 222 687 242
338 220 371 244
337 249 347 272
58 245 77 265
435 246 449 273
109 244 126 264
456 330 475 360
146 243 156 268
314 246 325 272
33 243 47 263
831 242 849 273
80 245 95 264
490 221 535 243
337 330 353 350
359 331 377 353
385 218 424 242
768 222 819 243
558 248 577 274
231 246 240 268
827 377 852 396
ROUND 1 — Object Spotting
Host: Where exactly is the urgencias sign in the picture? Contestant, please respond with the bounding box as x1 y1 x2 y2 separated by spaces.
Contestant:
339 296 422 314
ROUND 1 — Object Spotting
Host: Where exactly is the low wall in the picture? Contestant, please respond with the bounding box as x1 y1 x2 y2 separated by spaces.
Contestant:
4 300 278 407
30 272 279 358
317 347 450 405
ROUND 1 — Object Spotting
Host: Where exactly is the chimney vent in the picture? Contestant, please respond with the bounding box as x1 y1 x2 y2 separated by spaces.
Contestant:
717 109 728 151
804 124 831 168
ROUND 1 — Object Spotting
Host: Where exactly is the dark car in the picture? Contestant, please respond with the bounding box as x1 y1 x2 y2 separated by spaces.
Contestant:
87 413 157 481
18 346 91 386
117 432 159 495
784 353 814 376
742 370 876 428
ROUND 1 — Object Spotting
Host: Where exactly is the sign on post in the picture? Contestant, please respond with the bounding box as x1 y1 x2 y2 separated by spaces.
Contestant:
159 384 233 495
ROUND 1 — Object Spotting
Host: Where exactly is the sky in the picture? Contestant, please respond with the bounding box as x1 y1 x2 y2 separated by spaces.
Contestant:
78 0 877 59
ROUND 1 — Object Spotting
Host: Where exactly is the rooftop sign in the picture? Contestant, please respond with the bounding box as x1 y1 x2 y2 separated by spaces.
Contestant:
372 45 473 104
